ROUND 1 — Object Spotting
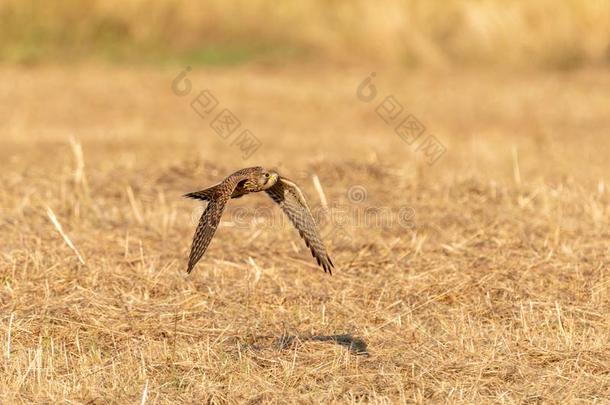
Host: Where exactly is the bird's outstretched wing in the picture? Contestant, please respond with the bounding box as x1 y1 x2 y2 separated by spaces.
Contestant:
265 177 334 274
186 193 230 274
186 173 250 274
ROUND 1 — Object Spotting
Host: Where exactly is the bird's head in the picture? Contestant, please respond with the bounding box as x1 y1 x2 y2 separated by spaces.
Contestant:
257 169 279 190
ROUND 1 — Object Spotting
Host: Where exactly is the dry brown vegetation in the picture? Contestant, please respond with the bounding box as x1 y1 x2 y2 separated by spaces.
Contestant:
1 63 610 403
1 0 610 68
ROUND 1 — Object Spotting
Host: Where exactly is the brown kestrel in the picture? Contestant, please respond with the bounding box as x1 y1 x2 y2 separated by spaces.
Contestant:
184 166 334 274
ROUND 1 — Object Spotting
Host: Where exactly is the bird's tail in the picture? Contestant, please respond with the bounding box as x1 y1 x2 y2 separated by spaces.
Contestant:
183 182 223 201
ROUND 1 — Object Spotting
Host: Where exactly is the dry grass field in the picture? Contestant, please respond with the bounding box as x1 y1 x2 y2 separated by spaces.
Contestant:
0 63 609 403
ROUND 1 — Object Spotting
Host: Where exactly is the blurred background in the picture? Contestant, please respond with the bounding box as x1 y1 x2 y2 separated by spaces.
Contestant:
1 0 609 175
1 0 609 68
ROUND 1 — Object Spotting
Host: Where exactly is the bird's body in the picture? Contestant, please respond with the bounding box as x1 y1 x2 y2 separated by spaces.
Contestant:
184 167 334 275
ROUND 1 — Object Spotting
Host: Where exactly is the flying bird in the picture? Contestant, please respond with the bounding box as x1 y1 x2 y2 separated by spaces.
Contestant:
184 167 334 275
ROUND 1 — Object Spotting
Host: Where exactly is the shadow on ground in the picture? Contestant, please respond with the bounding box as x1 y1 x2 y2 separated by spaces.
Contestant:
274 334 369 356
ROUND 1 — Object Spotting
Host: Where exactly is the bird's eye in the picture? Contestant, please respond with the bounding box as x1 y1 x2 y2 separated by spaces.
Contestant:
264 173 270 178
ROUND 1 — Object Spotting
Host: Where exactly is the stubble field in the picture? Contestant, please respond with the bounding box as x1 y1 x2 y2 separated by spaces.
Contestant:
1 65 610 403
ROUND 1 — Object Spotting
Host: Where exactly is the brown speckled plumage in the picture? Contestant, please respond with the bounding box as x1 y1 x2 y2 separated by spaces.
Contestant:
184 167 334 275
